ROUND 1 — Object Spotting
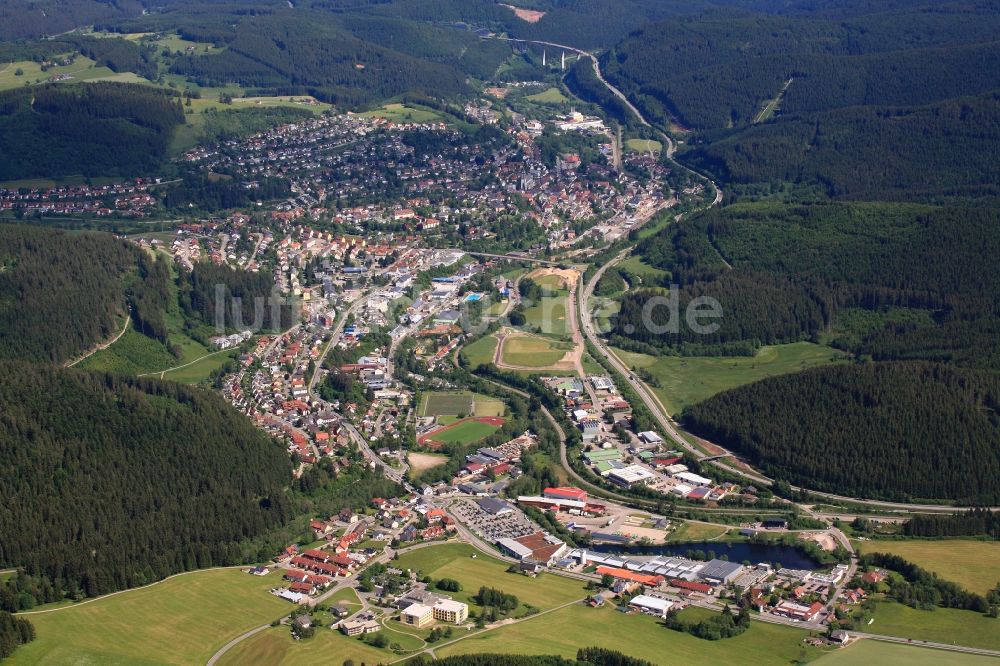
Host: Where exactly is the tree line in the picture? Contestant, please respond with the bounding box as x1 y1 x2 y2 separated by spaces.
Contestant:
682 362 1000 503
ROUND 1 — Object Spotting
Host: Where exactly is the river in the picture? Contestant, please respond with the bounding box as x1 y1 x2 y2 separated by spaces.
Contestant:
588 539 821 570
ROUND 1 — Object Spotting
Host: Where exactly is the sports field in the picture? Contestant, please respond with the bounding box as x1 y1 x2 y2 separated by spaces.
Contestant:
434 602 823 664
866 600 1000 651
815 639 995 666
853 539 1000 595
501 335 572 367
419 417 504 446
613 342 846 415
419 391 506 419
11 568 288 665
522 293 570 337
408 452 450 474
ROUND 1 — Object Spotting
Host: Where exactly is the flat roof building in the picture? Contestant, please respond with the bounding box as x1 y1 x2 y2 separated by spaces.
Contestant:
698 559 745 585
607 465 657 488
433 599 469 624
401 603 435 628
629 594 674 618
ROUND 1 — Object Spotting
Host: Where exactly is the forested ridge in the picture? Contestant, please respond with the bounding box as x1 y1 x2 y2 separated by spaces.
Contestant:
0 225 141 364
683 362 1000 503
0 83 184 181
615 202 1000 367
0 361 292 606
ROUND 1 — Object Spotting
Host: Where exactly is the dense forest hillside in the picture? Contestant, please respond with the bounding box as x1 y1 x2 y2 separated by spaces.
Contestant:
0 225 149 364
601 3 1000 131
683 362 1000 503
0 0 143 40
614 202 1000 366
0 361 291 605
0 83 184 181
687 94 1000 204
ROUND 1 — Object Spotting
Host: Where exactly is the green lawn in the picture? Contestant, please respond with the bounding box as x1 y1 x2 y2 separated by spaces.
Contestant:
815 639 996 666
77 327 175 375
525 87 569 104
854 539 1000 595
616 254 668 286
434 603 825 664
502 335 571 367
0 56 119 91
158 349 239 385
11 568 289 665
216 625 391 666
866 600 1000 651
431 420 502 446
420 391 505 418
523 291 570 337
462 335 499 368
625 138 662 153
325 587 362 608
668 521 731 543
613 342 847 415
393 543 587 611
360 103 445 124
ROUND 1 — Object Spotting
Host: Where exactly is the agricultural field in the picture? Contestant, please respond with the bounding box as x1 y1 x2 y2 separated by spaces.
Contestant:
0 56 122 91
866 600 1000 651
11 568 288 665
501 334 572 367
434 603 825 664
815 640 995 666
525 87 569 104
613 342 847 415
854 539 1000 595
625 138 662 153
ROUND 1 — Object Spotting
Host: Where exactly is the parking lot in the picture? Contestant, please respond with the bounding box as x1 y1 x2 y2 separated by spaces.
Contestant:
452 499 537 542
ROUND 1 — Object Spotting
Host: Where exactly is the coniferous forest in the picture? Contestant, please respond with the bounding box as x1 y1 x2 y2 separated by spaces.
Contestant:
683 362 1000 503
0 361 292 607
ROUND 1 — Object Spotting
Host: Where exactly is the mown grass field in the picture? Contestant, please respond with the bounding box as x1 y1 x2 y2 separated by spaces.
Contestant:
613 342 847 415
625 138 662 153
393 543 587 611
0 56 118 91
430 419 502 445
616 254 668 286
668 520 731 542
420 391 505 418
867 600 1000 651
525 87 569 104
158 348 239 384
216 624 390 666
815 639 995 666
434 602 825 664
502 335 571 367
360 103 445 123
462 335 499 368
11 568 288 665
523 290 570 337
854 539 1000 595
